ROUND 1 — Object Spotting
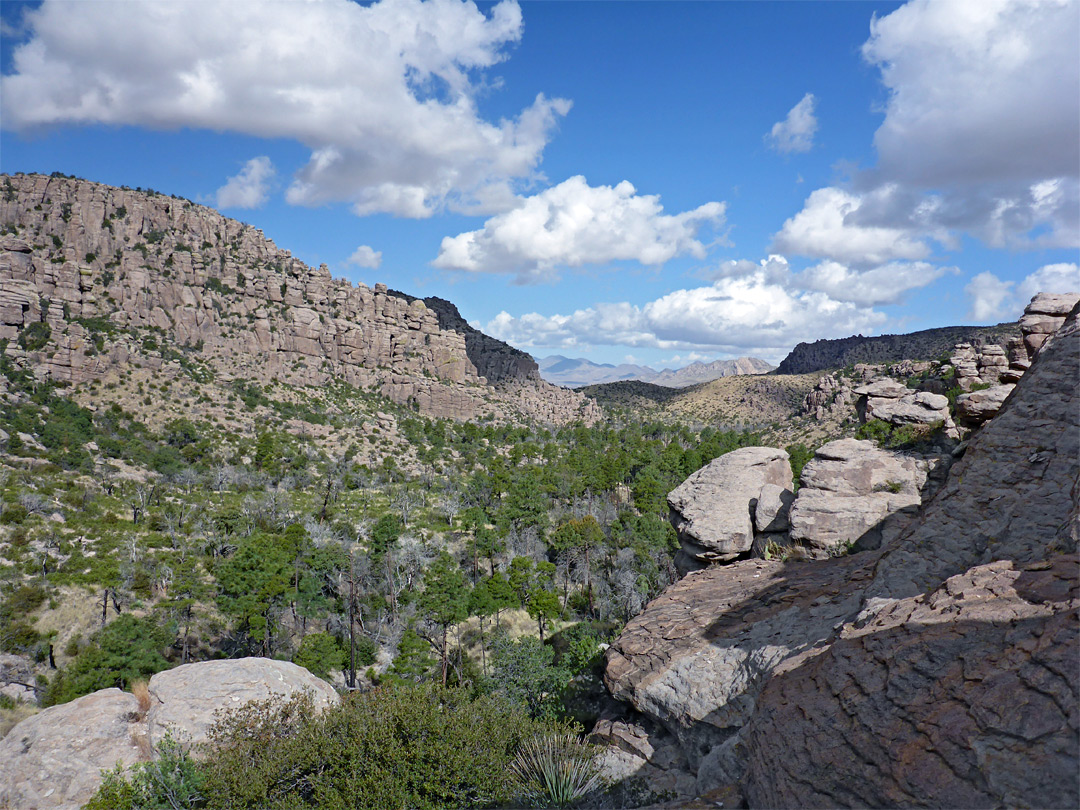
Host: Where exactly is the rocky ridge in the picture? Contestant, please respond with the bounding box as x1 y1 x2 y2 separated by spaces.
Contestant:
0 173 598 425
775 321 1021 376
606 299 1079 806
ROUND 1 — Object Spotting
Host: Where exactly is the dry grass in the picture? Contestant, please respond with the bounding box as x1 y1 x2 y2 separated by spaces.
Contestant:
661 372 822 428
131 680 152 717
131 729 154 761
0 702 40 739
33 585 104 667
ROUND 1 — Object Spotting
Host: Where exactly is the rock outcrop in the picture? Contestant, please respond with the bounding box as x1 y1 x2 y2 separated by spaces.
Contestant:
788 438 941 554
0 173 598 425
0 657 337 810
667 448 792 565
605 301 1080 807
854 379 952 428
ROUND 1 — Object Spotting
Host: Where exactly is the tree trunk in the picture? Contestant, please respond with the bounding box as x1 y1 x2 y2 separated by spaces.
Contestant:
440 625 449 686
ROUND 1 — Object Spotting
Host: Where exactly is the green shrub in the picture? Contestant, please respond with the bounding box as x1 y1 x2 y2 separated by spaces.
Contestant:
43 614 173 706
17 321 51 352
198 685 568 809
86 732 206 810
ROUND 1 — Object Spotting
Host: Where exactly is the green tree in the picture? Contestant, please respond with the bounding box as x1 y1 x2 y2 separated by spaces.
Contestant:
45 614 172 706
293 632 345 681
216 533 292 656
418 552 470 685
490 635 571 720
388 626 436 683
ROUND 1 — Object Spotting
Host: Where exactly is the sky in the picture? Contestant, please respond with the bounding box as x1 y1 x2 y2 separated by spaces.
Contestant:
1 0 1078 368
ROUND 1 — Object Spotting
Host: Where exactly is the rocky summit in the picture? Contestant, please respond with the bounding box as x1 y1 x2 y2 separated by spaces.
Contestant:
0 173 597 425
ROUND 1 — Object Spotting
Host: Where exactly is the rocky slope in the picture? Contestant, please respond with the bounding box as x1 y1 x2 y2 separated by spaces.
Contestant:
776 322 1021 375
604 299 1079 806
0 173 598 425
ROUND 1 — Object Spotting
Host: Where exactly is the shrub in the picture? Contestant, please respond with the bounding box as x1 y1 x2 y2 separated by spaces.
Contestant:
198 685 568 809
86 732 205 810
17 321 51 352
293 632 345 681
43 614 172 706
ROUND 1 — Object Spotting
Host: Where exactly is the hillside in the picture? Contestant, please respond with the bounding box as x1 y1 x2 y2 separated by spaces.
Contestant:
0 173 597 427
775 322 1021 375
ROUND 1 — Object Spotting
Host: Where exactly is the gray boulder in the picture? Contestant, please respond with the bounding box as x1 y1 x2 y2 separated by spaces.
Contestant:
0 657 338 810
955 383 1015 427
0 689 140 810
788 438 934 554
668 447 792 563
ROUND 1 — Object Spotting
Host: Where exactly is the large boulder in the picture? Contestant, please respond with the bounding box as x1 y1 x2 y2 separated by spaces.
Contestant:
0 689 140 810
604 553 872 772
955 382 1014 427
667 447 791 564
0 658 338 810
787 438 935 554
146 658 338 746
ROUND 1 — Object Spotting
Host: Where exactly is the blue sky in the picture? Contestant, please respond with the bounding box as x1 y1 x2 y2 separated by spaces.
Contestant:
2 0 1077 367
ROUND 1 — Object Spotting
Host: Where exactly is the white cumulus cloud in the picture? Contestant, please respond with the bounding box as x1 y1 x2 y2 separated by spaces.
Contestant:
797 259 950 306
1016 262 1080 303
433 175 725 283
772 187 931 266
215 157 275 210
1 0 568 218
346 245 383 270
767 92 818 154
965 262 1079 321
482 258 886 357
776 0 1079 266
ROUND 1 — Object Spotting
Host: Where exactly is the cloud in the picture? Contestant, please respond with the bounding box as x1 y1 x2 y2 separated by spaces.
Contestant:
1 0 568 218
863 0 1078 190
482 260 886 356
767 93 818 154
346 245 383 270
433 175 725 283
965 271 1017 321
1016 262 1080 303
215 157 275 210
775 0 1079 265
797 259 950 306
965 262 1079 321
772 186 931 266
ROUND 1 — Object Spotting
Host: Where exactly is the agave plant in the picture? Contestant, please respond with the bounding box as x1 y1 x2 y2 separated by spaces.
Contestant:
510 733 603 808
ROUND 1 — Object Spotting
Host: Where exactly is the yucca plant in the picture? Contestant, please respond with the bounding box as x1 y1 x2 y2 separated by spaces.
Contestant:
510 733 603 808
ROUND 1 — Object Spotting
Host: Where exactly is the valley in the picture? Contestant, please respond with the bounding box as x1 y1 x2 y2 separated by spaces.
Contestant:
0 174 1076 809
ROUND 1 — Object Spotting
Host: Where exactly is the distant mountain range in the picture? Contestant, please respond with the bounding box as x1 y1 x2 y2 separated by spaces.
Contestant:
536 355 774 388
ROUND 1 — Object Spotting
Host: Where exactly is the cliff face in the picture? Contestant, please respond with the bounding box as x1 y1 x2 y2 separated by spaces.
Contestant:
0 173 598 424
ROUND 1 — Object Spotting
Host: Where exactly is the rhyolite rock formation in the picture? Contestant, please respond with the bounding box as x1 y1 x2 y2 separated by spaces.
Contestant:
605 301 1079 807
0 173 598 425
667 447 792 566
788 437 944 554
0 657 337 810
